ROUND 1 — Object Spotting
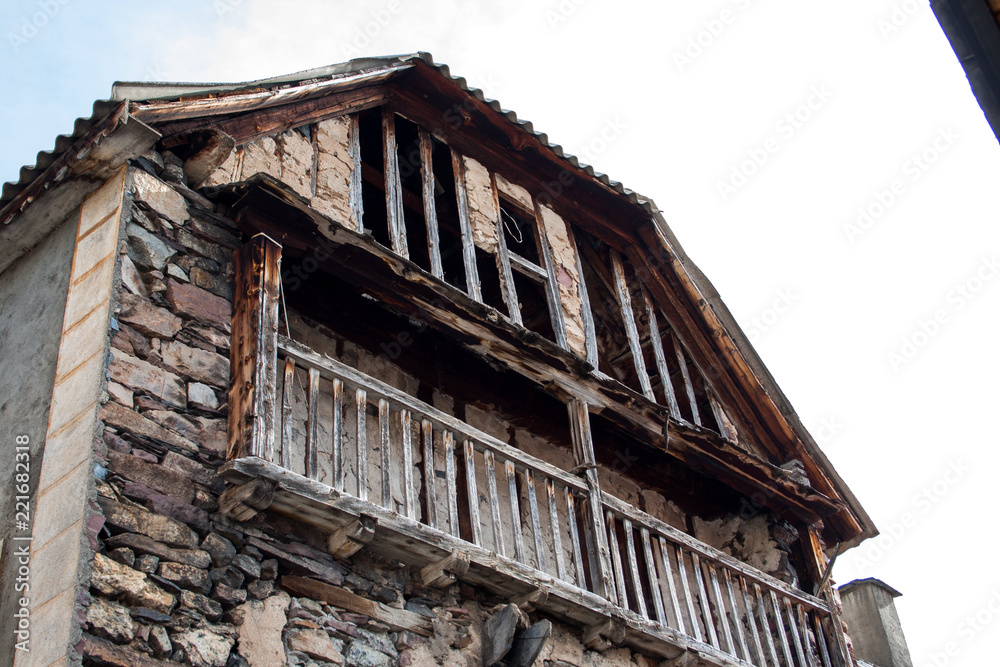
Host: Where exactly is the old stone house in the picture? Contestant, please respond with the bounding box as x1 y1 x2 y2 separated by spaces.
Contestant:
0 53 877 667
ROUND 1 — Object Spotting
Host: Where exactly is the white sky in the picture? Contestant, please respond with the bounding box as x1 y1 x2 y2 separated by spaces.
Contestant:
2 1 999 664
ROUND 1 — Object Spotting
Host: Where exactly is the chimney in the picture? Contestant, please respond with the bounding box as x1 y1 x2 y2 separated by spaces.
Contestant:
839 579 913 667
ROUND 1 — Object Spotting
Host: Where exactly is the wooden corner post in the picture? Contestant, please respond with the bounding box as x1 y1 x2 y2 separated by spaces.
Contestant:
228 233 283 461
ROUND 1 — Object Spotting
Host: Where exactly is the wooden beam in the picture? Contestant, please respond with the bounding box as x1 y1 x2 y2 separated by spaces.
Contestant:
420 550 470 588
382 108 408 258
228 234 282 461
219 478 275 521
583 619 626 651
418 128 444 278
568 399 613 601
451 148 482 302
326 515 376 558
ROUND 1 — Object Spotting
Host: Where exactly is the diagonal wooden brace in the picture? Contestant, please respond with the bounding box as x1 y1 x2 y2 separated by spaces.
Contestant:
326 515 377 558
219 478 275 521
420 551 470 588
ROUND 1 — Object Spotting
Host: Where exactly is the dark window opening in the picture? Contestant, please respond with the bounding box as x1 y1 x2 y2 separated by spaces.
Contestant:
394 115 431 272
431 137 468 292
475 247 506 313
358 107 390 250
499 196 541 266
512 271 555 341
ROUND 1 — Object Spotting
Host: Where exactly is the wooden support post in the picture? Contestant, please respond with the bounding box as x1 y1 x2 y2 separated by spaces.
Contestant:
610 250 654 401
326 515 377 559
492 174 523 326
582 619 625 652
348 114 364 231
451 149 482 302
534 200 570 350
418 128 444 279
567 398 613 601
383 109 408 258
420 551 470 588
228 234 282 462
219 479 275 521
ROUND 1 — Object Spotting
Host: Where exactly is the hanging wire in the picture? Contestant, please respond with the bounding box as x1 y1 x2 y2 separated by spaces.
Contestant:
499 206 524 244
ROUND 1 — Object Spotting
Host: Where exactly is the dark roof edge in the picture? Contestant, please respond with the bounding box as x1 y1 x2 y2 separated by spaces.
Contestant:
839 578 903 598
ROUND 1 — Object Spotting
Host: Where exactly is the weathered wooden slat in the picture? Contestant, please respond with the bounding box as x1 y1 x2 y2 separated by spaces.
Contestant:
600 492 828 612
624 520 648 619
401 409 414 519
422 419 437 530
379 398 392 509
492 174 523 326
418 128 443 279
669 330 701 426
785 598 808 666
485 450 506 556
533 199 569 350
280 356 295 470
575 249 600 367
654 536 684 634
444 430 459 536
674 546 701 642
708 563 734 655
567 399 612 601
382 109 408 258
798 605 816 667
641 287 681 419
229 235 281 462
814 614 833 667
505 459 525 563
349 113 364 232
356 388 368 502
723 568 750 663
306 367 320 479
606 511 628 610
565 489 586 589
332 378 344 492
546 479 565 580
610 250 654 400
641 528 665 625
708 390 729 438
464 439 483 546
770 590 795 667
525 469 546 573
754 584 780 667
508 252 548 281
741 577 766 667
691 553 719 649
451 149 482 302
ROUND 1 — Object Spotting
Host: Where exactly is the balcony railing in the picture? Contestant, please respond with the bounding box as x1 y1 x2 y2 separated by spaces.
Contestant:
228 334 848 666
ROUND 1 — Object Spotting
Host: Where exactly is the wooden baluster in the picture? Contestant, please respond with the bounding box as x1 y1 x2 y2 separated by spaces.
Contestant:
606 511 628 609
708 563 734 654
655 537 685 633
485 451 505 556
332 379 344 492
401 409 414 518
641 528 666 625
463 440 483 545
723 569 750 663
741 577 767 667
546 480 565 580
754 584 780 667
675 546 702 642
670 330 701 425
505 460 525 563
451 150 481 302
418 128 443 279
382 109 407 258
422 420 437 529
355 388 368 501
770 590 795 667
611 250 654 401
641 287 681 418
305 368 320 479
565 489 586 589
444 431 458 536
785 598 808 666
280 357 295 470
379 398 392 510
814 615 834 667
798 605 817 667
624 520 648 619
525 469 547 573
691 553 719 648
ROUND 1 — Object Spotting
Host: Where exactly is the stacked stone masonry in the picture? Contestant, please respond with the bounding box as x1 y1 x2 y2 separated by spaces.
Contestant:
66 142 806 667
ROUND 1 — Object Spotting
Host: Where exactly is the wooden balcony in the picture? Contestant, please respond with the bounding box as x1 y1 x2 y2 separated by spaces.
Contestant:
222 334 850 667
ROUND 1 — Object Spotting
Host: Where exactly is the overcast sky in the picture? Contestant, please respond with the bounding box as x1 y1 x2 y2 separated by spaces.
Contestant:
2 1 998 664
